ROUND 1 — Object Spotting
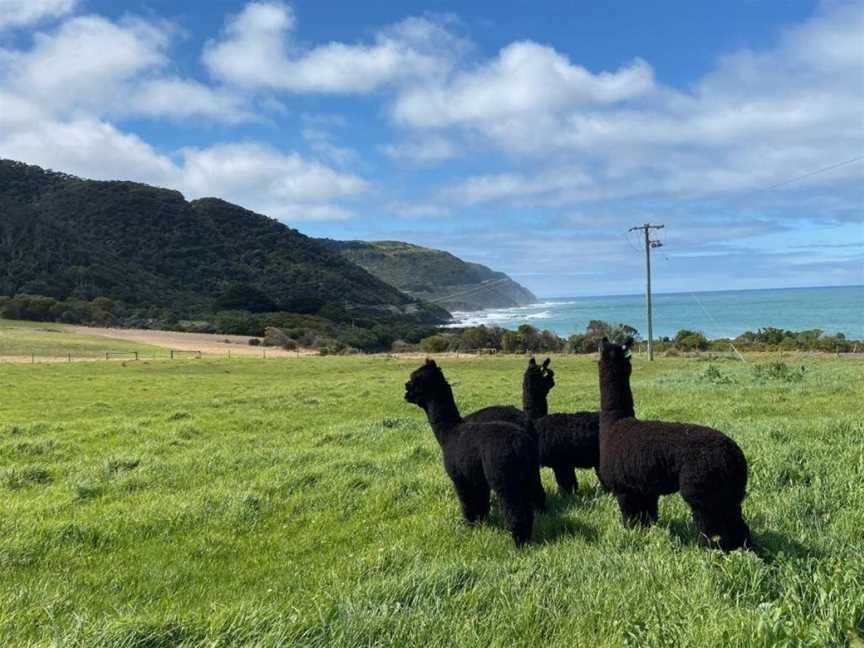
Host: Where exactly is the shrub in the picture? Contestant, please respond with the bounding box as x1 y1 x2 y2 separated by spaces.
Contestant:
248 338 261 346
751 362 806 383
674 329 709 351
501 331 523 353
567 321 640 353
420 335 450 354
264 327 297 350
700 365 733 384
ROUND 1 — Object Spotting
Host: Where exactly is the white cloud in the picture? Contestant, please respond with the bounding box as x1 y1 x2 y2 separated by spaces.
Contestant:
203 2 467 93
386 201 451 218
441 166 598 206
1 14 251 123
381 135 459 163
0 0 76 30
178 142 367 208
301 127 361 168
393 42 654 128
0 116 368 221
0 115 177 183
130 78 253 123
0 9 366 222
5 15 167 112
430 2 864 204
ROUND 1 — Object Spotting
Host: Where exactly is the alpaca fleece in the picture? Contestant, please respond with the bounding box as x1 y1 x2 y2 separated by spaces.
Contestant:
597 338 751 551
405 360 544 546
463 404 547 511
522 358 602 494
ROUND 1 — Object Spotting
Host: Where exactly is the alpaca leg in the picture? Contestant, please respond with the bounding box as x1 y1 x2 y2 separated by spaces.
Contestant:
644 494 659 525
689 504 724 548
500 494 534 547
552 464 577 496
529 467 547 512
594 467 611 493
616 492 657 528
452 477 490 524
718 502 752 551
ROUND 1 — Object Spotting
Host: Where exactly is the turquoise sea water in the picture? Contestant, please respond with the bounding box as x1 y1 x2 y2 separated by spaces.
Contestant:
449 285 864 340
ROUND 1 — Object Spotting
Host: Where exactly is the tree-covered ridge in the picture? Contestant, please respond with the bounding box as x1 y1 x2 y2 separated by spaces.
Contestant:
0 159 448 328
321 239 537 311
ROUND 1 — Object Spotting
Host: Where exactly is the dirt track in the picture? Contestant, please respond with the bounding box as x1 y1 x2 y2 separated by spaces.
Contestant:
66 326 317 358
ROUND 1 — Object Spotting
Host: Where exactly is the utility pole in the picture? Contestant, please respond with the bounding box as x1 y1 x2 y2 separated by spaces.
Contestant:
628 223 664 360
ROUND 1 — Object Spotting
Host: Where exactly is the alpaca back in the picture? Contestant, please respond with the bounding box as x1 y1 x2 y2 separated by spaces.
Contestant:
453 421 539 483
600 418 748 499
535 412 599 467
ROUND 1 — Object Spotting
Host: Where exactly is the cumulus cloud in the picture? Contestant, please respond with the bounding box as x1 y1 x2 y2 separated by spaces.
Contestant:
0 9 368 221
0 14 251 123
393 42 654 128
203 2 467 92
0 0 76 30
0 113 369 220
177 142 368 217
430 2 864 206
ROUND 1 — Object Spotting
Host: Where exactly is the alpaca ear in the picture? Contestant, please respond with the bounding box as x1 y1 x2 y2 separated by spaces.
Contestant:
528 357 537 366
598 337 610 353
425 358 437 367
542 358 551 369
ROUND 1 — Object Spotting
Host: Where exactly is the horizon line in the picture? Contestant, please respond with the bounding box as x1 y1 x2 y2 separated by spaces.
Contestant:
535 283 864 301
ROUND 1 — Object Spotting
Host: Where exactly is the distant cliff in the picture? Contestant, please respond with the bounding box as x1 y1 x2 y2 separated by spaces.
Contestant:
321 240 537 311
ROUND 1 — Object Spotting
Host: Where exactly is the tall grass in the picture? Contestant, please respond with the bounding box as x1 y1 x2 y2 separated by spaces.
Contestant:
0 354 861 646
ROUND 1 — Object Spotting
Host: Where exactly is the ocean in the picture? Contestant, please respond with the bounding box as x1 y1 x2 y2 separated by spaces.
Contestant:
448 285 864 340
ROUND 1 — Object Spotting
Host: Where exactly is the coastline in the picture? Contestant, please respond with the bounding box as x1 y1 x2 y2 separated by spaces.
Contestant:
444 285 864 340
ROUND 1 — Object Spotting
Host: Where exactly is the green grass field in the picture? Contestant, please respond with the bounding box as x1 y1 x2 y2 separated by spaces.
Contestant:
0 320 160 359
0 353 862 647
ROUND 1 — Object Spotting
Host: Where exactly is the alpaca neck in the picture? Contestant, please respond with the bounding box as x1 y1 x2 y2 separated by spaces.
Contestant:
423 388 463 447
523 391 548 420
598 364 635 427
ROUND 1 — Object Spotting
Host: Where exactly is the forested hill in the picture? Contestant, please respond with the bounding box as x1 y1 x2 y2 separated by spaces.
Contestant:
0 160 448 344
321 240 537 311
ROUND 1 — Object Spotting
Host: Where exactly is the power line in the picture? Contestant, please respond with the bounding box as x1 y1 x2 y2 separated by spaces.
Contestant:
621 154 863 360
426 278 513 304
736 155 864 199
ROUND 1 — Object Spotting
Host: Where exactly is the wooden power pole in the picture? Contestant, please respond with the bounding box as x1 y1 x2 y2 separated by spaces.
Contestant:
628 223 664 360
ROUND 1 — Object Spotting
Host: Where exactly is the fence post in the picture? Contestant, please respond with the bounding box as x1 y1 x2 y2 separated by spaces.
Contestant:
106 352 109 360
170 349 174 360
228 349 231 359
68 353 71 363
134 352 138 361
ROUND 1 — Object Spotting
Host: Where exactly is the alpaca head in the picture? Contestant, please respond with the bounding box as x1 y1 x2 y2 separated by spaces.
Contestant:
598 336 634 369
598 336 635 412
404 359 451 408
523 357 555 396
523 357 555 418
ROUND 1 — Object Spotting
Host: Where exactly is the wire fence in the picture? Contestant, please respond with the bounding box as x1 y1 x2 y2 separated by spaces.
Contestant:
0 347 308 364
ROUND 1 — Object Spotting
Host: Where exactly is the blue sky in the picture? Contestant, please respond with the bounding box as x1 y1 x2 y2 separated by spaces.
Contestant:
1 0 862 297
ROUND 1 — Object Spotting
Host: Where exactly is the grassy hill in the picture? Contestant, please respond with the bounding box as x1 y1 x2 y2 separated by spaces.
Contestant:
0 160 448 349
0 352 861 646
323 240 537 311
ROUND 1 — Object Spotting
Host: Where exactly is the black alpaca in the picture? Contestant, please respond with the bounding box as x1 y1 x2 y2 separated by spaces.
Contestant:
597 337 752 551
522 357 602 495
405 359 544 546
461 404 547 512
